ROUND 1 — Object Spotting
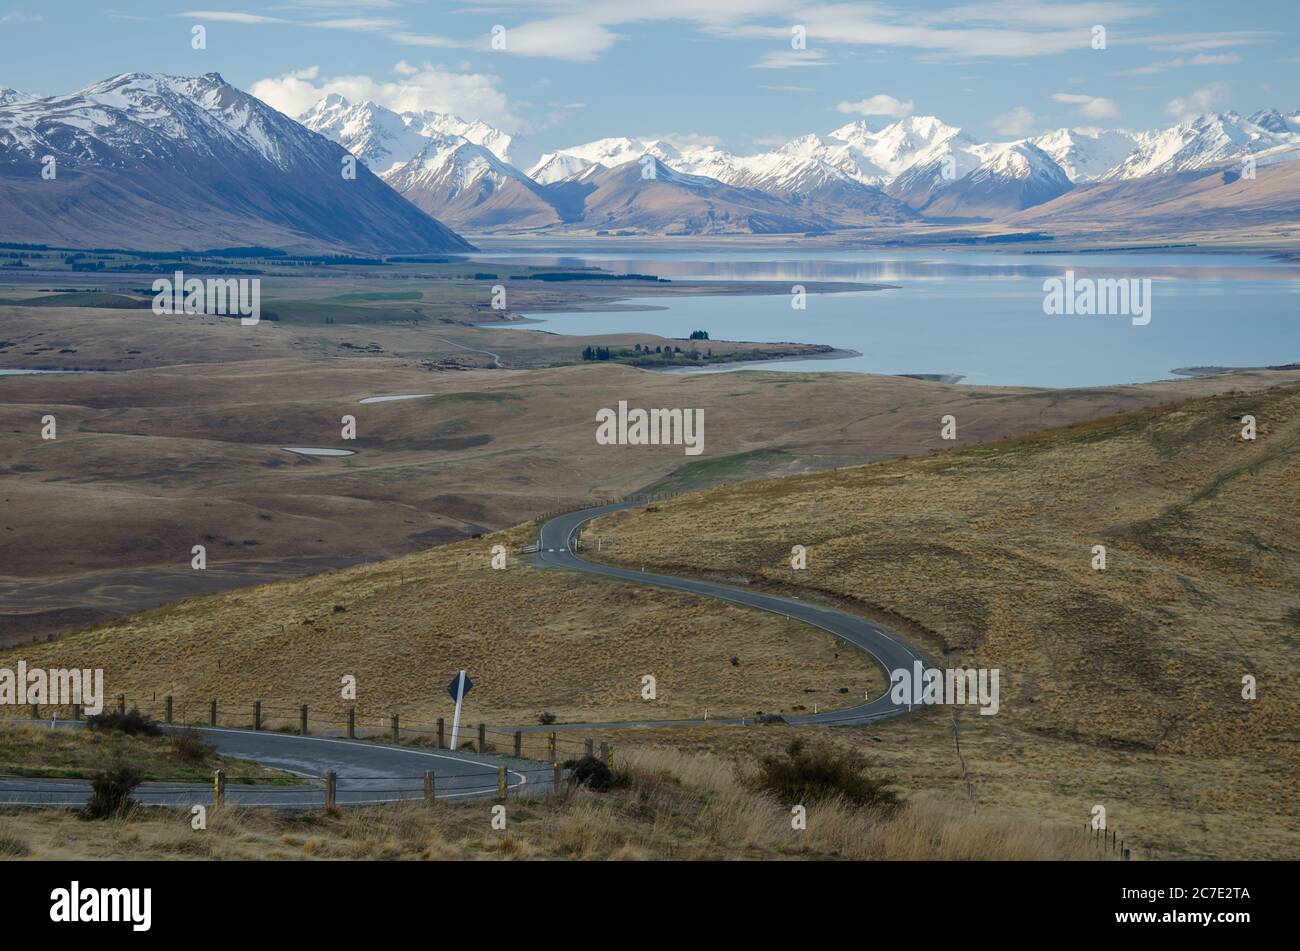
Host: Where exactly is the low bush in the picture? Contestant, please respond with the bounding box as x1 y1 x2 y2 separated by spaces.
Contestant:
86 707 163 737
80 764 142 820
754 739 900 811
568 755 621 791
170 728 214 764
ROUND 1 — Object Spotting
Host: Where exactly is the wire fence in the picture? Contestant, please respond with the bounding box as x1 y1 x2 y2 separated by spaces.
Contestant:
5 692 629 775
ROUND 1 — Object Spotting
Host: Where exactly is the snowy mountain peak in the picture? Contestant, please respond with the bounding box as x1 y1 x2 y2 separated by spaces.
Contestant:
297 95 512 174
974 142 1070 183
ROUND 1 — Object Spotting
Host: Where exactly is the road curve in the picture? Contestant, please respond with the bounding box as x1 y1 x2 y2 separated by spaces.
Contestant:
536 500 932 727
1 500 929 808
0 724 548 808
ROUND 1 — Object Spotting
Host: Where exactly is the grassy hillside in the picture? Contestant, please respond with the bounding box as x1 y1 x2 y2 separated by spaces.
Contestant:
0 524 877 728
584 385 1300 858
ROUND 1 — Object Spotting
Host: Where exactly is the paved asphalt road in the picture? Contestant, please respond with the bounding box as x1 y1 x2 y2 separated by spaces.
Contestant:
0 500 929 809
0 724 546 808
535 500 932 728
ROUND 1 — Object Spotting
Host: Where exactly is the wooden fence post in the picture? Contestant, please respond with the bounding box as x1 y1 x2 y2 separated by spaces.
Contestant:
253 699 262 731
209 699 217 726
514 730 522 758
347 706 355 739
213 769 225 807
117 694 125 716
548 731 557 764
552 761 561 792
497 765 507 800
437 717 445 749
585 737 594 758
600 741 609 765
391 713 400 744
324 771 337 811
72 703 81 721
165 695 173 724
478 723 486 754
29 703 38 720
424 770 434 804
300 704 308 736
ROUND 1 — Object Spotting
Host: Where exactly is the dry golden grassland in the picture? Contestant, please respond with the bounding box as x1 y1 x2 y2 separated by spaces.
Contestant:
0 722 296 784
582 385 1300 859
0 523 879 728
4 318 1295 640
0 747 1103 861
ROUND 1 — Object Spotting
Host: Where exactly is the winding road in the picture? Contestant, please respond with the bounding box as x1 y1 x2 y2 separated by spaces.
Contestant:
0 724 546 808
533 499 930 728
0 501 927 808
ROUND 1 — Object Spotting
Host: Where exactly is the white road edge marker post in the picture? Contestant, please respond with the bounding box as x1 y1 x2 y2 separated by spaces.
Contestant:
450 670 467 752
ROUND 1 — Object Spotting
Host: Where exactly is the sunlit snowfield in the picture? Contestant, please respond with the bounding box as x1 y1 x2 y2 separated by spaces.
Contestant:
481 248 1300 387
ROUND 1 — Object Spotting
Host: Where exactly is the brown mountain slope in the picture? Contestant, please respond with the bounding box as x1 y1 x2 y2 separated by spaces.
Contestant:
564 157 831 235
1004 157 1300 234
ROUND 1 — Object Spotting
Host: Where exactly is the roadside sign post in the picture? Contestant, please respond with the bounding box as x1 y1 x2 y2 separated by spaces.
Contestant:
448 670 473 751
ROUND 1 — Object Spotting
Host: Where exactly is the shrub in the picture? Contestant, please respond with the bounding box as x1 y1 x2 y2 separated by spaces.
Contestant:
81 764 142 820
568 755 620 791
171 728 214 764
754 739 900 811
86 707 163 737
537 712 556 725
0 833 31 857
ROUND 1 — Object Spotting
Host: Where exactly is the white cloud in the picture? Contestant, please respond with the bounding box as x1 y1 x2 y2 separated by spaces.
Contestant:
1166 81 1229 118
1052 92 1120 119
1120 52 1241 75
835 94 914 117
751 49 828 69
181 10 284 23
1136 31 1274 53
992 106 1037 136
313 18 401 31
485 17 618 61
248 63 522 131
388 32 462 49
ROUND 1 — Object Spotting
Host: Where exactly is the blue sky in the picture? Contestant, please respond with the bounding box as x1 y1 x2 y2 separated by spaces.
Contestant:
2 1 1297 166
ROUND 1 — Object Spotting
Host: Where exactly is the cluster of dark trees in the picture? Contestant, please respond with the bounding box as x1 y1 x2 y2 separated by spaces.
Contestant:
582 343 713 362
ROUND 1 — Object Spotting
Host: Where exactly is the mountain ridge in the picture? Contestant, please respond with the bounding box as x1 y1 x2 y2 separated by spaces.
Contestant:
0 72 473 253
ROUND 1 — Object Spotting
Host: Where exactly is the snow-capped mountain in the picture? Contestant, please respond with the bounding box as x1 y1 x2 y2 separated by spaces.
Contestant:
1027 128 1141 182
921 142 1074 218
826 116 989 185
527 137 682 184
567 155 837 235
0 72 471 252
6 75 1292 244
298 96 513 173
386 136 561 231
532 106 1300 225
297 94 534 231
1102 110 1300 180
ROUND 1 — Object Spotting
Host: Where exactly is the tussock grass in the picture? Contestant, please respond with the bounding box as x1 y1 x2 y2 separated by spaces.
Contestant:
585 387 1300 859
0 722 297 784
0 523 876 727
0 746 1098 861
